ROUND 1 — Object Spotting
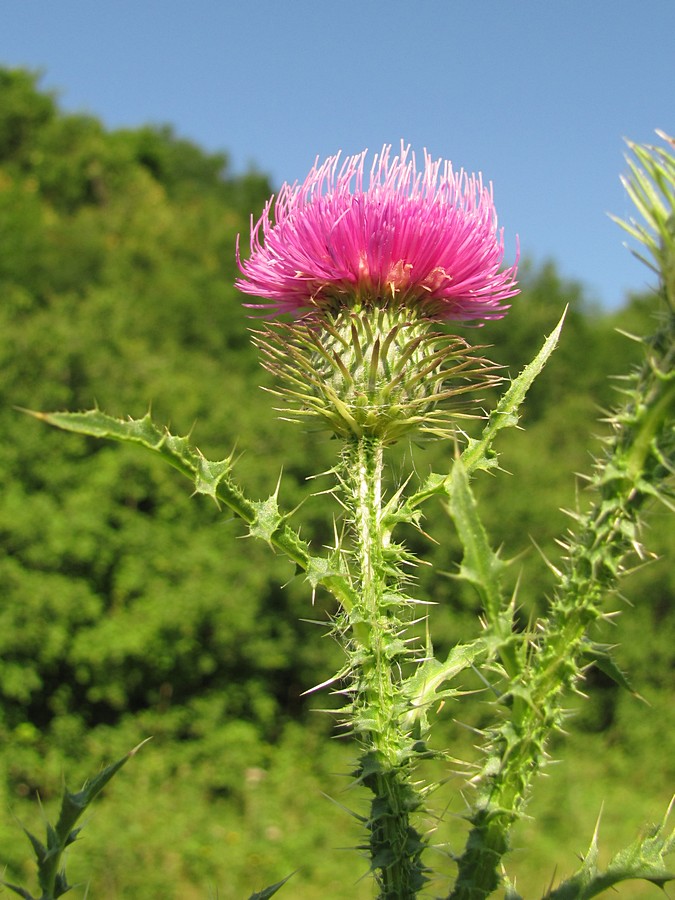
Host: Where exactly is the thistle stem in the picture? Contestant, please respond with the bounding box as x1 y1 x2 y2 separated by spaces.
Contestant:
342 436 426 900
448 308 674 900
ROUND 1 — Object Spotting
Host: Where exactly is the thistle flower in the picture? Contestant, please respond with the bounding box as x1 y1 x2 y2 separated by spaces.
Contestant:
236 143 519 321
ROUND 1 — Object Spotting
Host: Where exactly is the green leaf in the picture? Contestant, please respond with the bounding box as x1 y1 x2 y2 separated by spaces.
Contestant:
22 829 47 865
24 409 256 522
1 883 36 900
446 459 507 627
247 873 294 899
403 312 566 519
249 494 284 544
25 408 355 608
580 640 644 698
6 741 149 900
401 471 448 514
55 739 149 841
52 871 70 898
461 309 566 475
402 638 490 734
544 805 675 899
503 876 524 900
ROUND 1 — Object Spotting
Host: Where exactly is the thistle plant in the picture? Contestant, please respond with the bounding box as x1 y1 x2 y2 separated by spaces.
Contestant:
15 136 674 899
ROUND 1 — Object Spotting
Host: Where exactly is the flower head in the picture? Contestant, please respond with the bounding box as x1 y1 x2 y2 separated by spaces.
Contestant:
236 143 518 321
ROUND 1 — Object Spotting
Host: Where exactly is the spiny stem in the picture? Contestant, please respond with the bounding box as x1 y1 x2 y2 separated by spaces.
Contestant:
355 436 383 606
448 307 674 900
342 436 426 899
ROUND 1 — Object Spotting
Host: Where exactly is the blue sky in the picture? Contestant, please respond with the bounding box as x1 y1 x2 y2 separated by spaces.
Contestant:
2 0 674 308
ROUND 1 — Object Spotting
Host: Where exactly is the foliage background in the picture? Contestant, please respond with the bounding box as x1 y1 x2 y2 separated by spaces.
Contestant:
0 69 672 898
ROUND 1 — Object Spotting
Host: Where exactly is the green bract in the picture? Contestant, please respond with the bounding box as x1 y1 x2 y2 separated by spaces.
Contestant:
255 306 499 445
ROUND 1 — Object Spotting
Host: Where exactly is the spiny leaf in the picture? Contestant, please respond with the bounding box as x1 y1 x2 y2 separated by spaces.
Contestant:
544 804 675 899
503 882 524 900
5 741 149 900
1 883 36 900
249 494 284 544
446 459 508 629
304 554 357 614
402 638 490 734
24 409 255 520
55 739 149 839
405 471 448 510
25 408 355 609
247 872 295 899
22 829 47 864
461 309 566 475
403 313 565 518
52 871 70 898
580 640 644 699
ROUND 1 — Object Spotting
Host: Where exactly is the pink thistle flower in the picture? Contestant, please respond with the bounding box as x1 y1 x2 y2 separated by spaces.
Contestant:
236 143 519 321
